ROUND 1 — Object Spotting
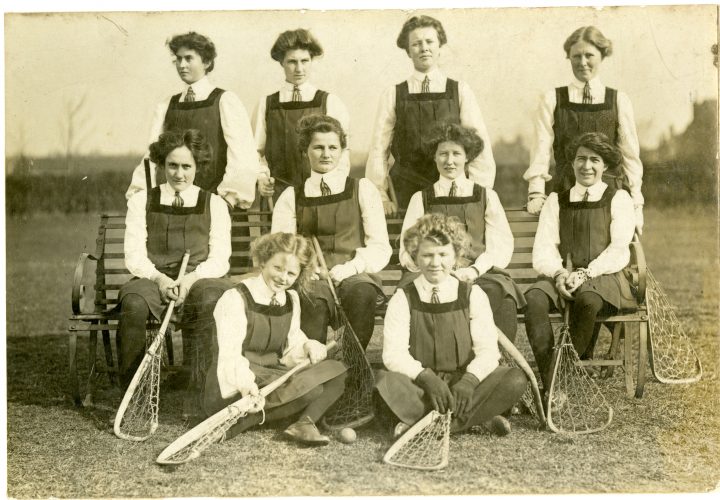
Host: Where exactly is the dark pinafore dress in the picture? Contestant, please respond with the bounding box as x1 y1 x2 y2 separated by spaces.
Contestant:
201 285 346 417
265 90 329 198
420 183 526 308
376 281 513 428
526 186 638 311
295 177 385 311
551 86 623 193
162 88 228 193
389 79 461 208
118 187 229 321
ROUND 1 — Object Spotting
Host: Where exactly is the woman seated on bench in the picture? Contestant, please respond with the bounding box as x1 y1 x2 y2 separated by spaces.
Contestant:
271 114 392 350
204 232 347 445
524 131 637 398
118 129 232 393
398 122 524 343
376 213 527 437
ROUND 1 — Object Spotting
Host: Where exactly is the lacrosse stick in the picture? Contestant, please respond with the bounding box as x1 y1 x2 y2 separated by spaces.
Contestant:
114 252 190 441
639 233 702 384
157 340 337 465
546 255 614 435
387 175 400 210
311 236 376 430
383 410 452 471
496 330 546 427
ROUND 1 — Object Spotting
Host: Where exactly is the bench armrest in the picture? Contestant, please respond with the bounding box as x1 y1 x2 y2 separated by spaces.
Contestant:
71 252 99 315
629 232 647 303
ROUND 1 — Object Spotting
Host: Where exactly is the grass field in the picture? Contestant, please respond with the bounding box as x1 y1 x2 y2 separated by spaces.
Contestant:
5 207 720 497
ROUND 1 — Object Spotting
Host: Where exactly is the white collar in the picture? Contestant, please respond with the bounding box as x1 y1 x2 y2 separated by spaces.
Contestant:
570 76 603 90
185 75 212 95
281 80 316 93
415 272 457 292
412 67 443 83
572 180 608 197
246 274 284 302
309 167 344 184
437 173 468 190
160 183 199 197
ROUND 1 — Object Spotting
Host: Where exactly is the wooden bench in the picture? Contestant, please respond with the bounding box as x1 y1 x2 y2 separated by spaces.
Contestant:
68 206 649 407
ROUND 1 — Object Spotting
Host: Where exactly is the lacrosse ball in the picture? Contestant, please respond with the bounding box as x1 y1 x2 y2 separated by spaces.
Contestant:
338 427 357 444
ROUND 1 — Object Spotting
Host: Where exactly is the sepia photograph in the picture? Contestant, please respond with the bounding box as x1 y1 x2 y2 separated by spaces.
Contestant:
4 1 719 497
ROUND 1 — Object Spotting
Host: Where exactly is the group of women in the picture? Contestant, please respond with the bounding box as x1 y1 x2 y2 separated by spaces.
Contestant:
116 15 643 446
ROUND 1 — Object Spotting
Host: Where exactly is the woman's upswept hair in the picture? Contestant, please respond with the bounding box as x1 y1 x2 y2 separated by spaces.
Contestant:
403 213 472 264
271 28 324 62
167 32 217 72
396 15 448 51
296 114 347 153
423 122 484 164
251 233 316 296
563 26 613 59
149 129 213 179
566 132 622 172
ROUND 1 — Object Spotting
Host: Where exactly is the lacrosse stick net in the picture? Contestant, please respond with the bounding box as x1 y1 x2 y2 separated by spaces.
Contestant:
114 328 164 439
114 252 189 441
311 237 376 430
383 410 451 470
547 311 614 434
646 268 702 384
546 254 613 434
157 396 260 465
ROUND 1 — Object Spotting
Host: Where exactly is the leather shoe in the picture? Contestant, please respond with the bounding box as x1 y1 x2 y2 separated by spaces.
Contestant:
482 415 512 436
283 416 330 446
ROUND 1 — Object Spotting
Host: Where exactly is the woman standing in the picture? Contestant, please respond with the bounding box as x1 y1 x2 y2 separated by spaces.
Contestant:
524 26 644 235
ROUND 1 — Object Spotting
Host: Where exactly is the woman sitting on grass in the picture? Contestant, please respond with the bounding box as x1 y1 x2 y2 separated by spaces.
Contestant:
524 132 637 401
376 213 528 438
203 232 347 446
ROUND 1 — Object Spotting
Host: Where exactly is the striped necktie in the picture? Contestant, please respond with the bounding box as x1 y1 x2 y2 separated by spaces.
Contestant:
582 82 592 104
292 85 302 102
582 189 589 202
320 177 332 196
421 76 430 93
172 191 184 208
431 286 441 304
448 181 457 197
270 293 280 306
185 86 196 103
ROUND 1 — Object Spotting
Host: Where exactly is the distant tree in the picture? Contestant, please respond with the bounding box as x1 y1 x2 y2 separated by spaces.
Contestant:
58 92 92 173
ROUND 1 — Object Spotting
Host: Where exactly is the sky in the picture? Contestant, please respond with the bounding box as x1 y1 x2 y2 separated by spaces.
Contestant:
3 3 719 161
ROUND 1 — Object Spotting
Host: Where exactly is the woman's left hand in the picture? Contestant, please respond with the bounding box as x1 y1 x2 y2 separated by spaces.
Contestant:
452 267 480 283
329 263 356 284
303 340 327 364
565 269 590 293
451 373 480 418
174 272 199 306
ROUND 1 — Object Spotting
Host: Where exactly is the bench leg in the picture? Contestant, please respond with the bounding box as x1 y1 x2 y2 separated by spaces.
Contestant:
68 330 81 406
166 327 175 367
84 329 98 407
623 323 634 398
635 320 648 398
602 323 622 378
101 329 116 386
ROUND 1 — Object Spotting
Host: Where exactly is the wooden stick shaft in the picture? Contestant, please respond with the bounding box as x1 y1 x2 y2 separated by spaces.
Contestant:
157 252 191 336
387 176 399 206
311 236 341 305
